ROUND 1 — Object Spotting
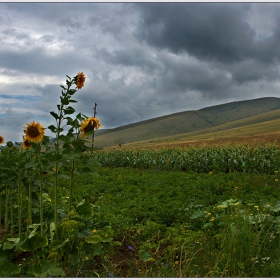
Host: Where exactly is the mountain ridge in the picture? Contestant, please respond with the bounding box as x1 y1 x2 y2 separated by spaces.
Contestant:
90 97 280 149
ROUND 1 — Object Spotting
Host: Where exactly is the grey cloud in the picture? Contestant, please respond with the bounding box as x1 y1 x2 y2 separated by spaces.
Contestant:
39 35 55 43
3 28 30 40
2 3 90 22
0 107 34 132
134 3 280 64
57 18 82 33
0 47 88 76
88 3 138 41
94 46 162 74
230 59 280 84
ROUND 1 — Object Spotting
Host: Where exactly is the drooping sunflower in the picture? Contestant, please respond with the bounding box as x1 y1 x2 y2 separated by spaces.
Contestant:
7 141 13 147
22 137 32 149
24 121 45 143
80 117 102 139
75 72 86 89
0 136 4 145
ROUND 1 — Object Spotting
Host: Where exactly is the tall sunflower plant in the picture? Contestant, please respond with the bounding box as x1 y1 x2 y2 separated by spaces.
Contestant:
46 73 100 229
44 73 104 267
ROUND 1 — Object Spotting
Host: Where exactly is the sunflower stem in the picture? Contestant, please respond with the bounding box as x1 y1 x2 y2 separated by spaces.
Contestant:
39 170 43 237
28 178 32 233
36 145 44 237
17 175 22 237
68 158 75 217
0 190 2 226
4 187 9 232
54 161 58 241
53 77 75 240
10 190 14 238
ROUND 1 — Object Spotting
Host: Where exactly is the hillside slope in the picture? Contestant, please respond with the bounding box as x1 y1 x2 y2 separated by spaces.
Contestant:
91 97 280 148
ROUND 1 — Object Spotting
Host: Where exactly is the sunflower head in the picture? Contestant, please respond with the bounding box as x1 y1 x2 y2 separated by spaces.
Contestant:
80 117 102 139
0 136 4 145
7 141 13 147
22 137 32 150
24 121 45 143
74 72 86 89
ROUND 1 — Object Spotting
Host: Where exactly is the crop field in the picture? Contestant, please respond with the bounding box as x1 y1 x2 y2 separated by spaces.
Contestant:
1 74 280 277
2 144 280 277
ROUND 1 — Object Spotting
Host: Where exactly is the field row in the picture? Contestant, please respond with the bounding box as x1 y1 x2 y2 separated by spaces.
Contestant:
94 144 280 174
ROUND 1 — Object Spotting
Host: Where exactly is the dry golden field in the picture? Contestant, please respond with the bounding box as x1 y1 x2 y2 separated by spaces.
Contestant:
100 133 280 151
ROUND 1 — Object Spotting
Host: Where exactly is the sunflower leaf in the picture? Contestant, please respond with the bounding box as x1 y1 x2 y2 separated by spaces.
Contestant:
20 233 48 251
60 96 69 105
76 113 84 121
71 119 80 129
68 89 76 95
64 106 75 115
48 125 57 133
0 260 21 277
50 112 59 120
65 117 74 126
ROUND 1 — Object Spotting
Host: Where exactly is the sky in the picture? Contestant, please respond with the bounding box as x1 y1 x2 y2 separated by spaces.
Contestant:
1 2 280 142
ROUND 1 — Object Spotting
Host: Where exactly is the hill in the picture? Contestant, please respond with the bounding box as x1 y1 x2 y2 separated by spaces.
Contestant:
89 97 280 149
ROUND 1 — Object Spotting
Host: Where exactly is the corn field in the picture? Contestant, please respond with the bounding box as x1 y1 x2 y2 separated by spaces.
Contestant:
94 144 280 174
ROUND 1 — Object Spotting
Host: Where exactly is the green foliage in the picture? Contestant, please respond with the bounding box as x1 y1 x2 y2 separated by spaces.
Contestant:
20 234 48 251
27 260 66 277
0 259 21 277
95 145 280 174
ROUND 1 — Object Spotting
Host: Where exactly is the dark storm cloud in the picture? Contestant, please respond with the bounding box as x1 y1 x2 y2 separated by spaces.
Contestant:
87 3 137 40
230 59 280 84
94 46 162 74
134 3 280 64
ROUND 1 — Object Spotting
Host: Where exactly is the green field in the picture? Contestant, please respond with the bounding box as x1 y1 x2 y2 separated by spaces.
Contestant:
2 144 280 277
47 163 280 277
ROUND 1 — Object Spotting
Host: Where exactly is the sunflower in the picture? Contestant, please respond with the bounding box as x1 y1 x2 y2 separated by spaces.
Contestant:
24 121 45 143
75 72 86 89
0 136 4 145
22 137 32 149
7 141 13 147
80 117 102 139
